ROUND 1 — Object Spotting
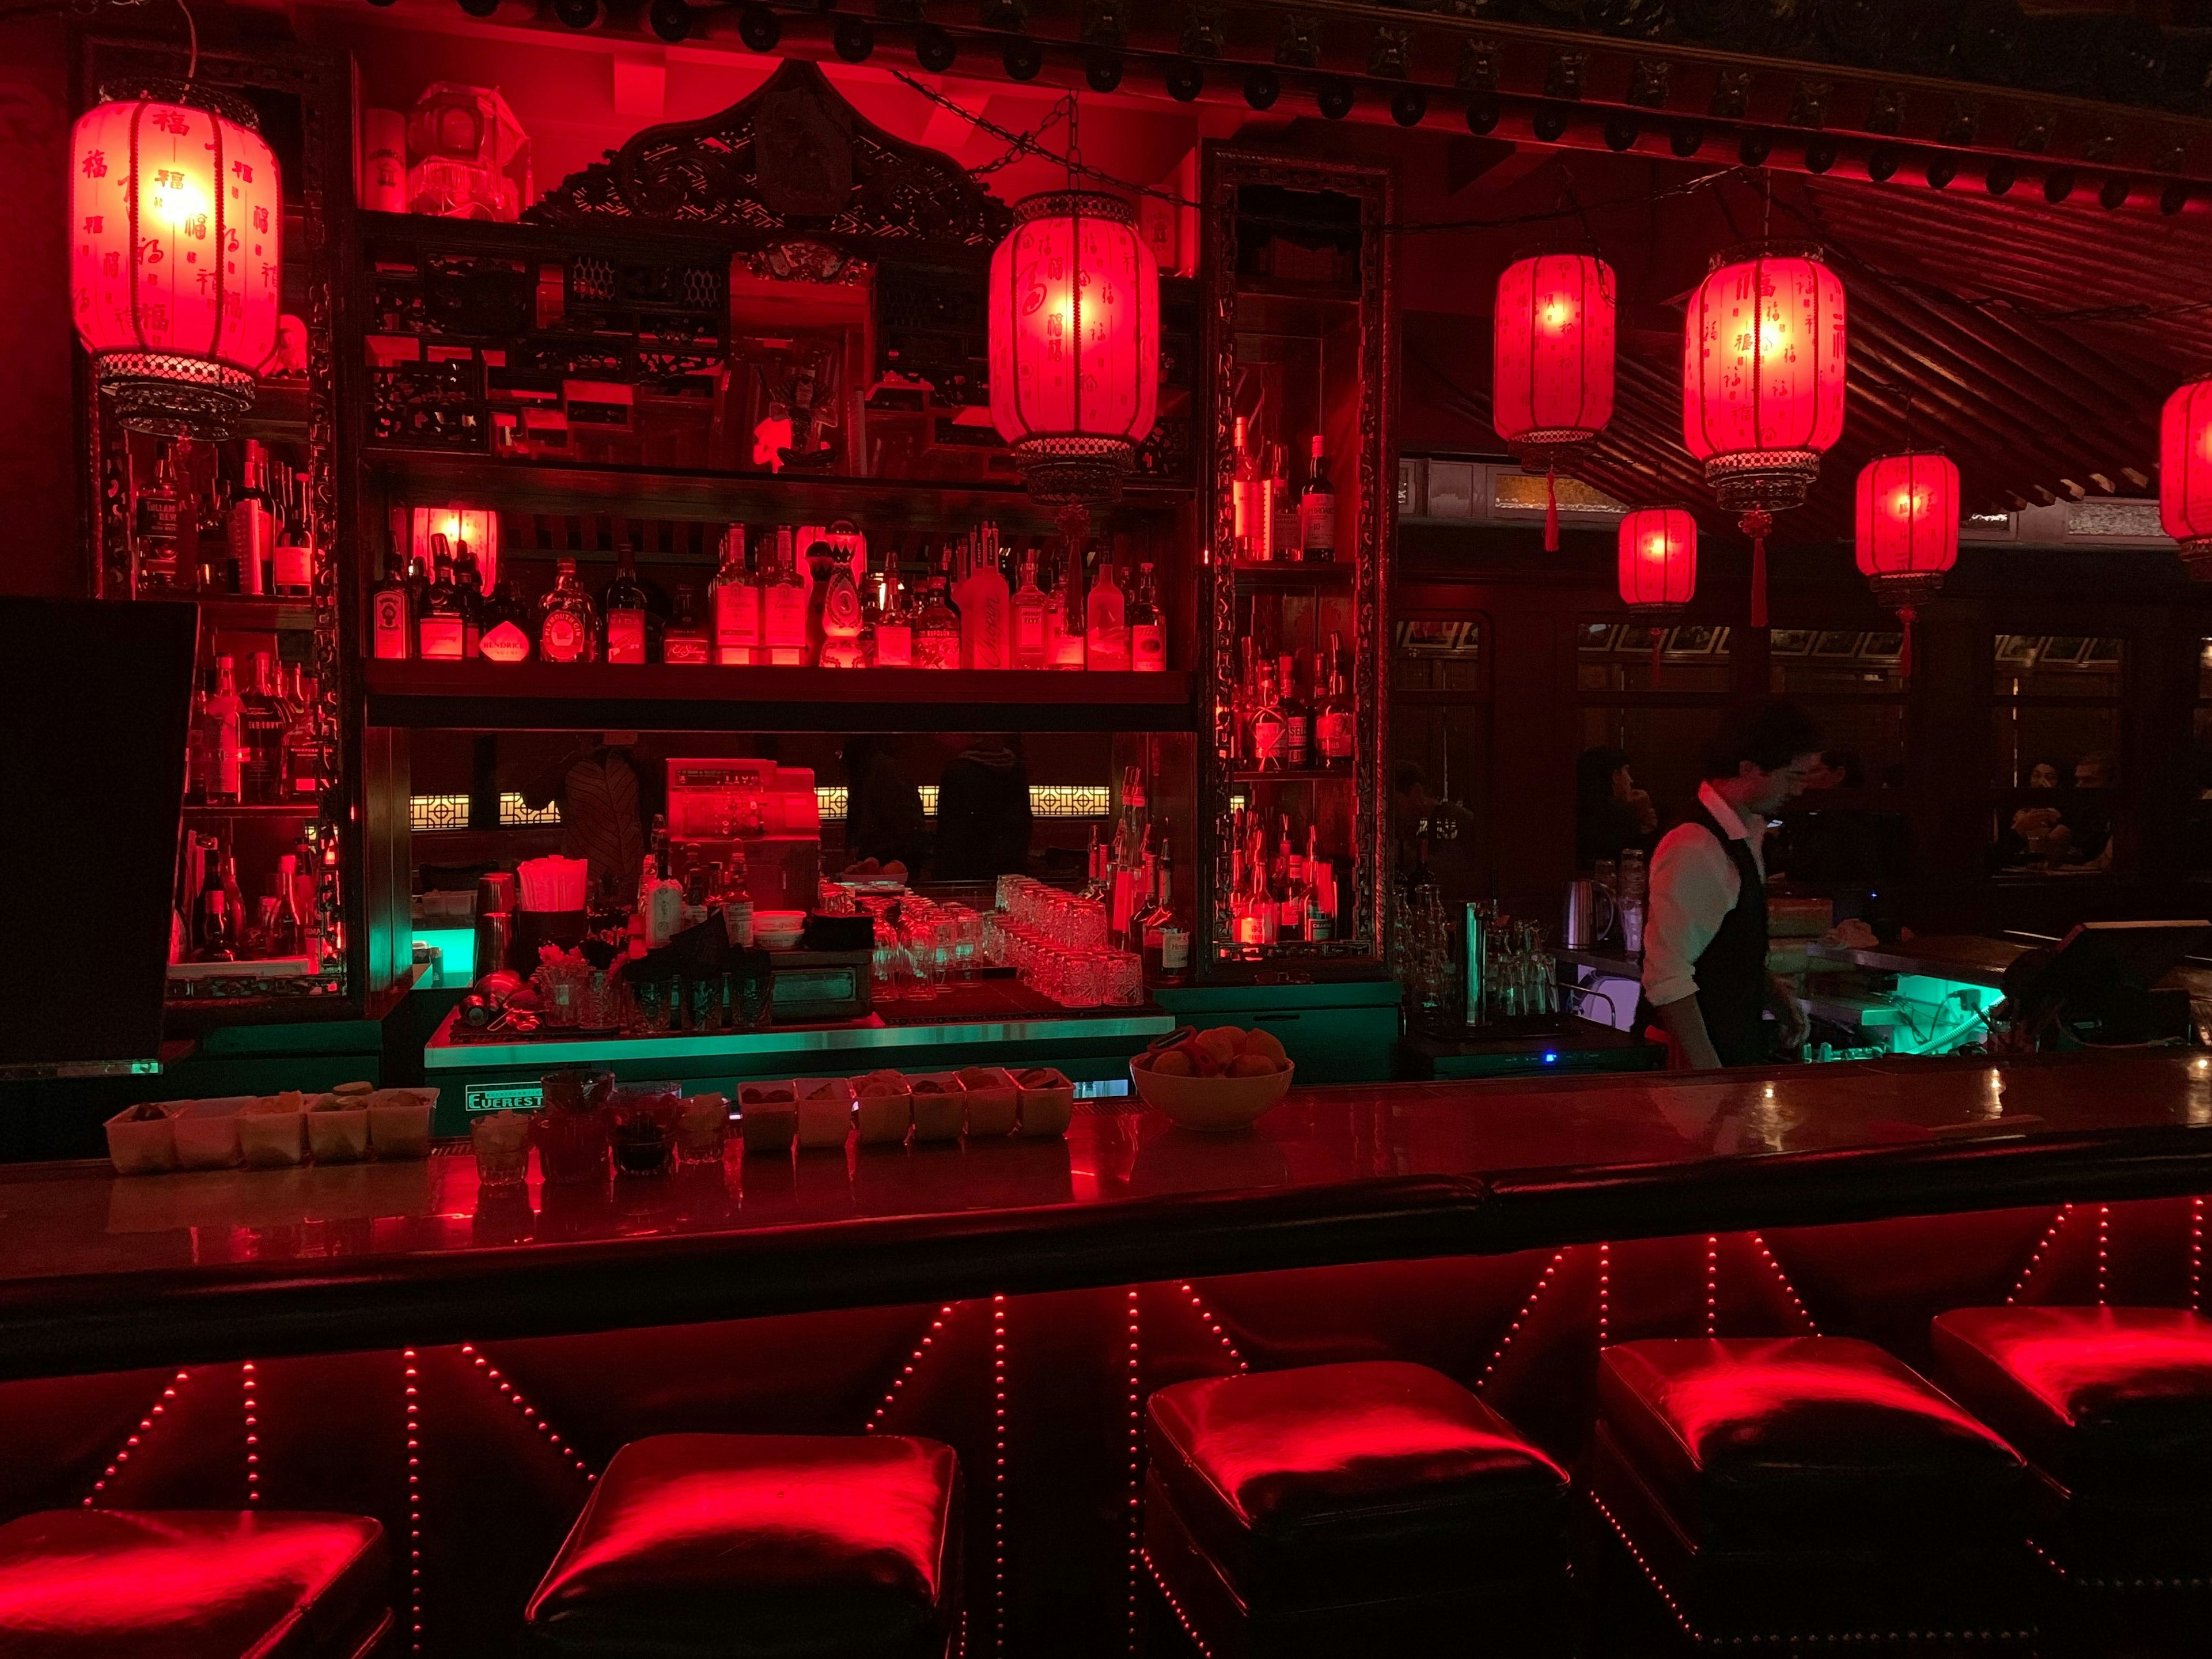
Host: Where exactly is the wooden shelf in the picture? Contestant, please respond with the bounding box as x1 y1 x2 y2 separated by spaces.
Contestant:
198 596 319 632
182 802 323 818
364 660 1195 734
1229 561 1354 590
365 449 1191 532
1228 768 1355 784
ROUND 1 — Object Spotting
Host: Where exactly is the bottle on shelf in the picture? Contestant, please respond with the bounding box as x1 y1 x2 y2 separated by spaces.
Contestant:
1048 547 1086 669
1316 634 1354 771
1277 815 1306 940
914 556 961 670
762 528 810 665
238 652 286 802
869 541 912 668
479 574 533 662
1299 433 1336 563
282 663 323 800
602 540 652 664
663 584 711 664
453 539 484 657
1010 546 1050 671
195 884 237 962
371 548 413 660
815 536 866 668
203 656 244 806
1260 441 1283 564
537 558 600 664
1128 562 1166 672
1086 557 1130 671
1247 658 1287 772
1280 653 1312 769
713 526 760 666
1108 765 1149 949
271 469 314 600
417 535 468 660
1305 824 1336 942
268 854 308 957
227 441 275 597
1141 835 1190 987
1231 415 1261 561
957 522 1011 669
404 544 431 642
134 442 184 594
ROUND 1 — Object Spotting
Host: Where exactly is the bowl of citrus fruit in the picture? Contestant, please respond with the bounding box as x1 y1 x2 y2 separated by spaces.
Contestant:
1130 1026 1294 1131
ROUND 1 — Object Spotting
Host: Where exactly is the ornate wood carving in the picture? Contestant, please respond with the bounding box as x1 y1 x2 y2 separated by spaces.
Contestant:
526 60 1012 255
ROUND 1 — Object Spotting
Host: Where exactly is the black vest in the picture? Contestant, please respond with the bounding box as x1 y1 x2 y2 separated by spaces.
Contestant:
1641 798 1772 1067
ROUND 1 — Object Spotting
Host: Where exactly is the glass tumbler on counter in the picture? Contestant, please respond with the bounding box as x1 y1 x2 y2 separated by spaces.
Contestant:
676 1092 729 1165
609 1083 681 1177
532 1067 613 1184
469 1110 532 1188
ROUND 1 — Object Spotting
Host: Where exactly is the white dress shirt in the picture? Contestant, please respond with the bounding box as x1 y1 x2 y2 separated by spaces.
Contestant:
1641 782 1766 1009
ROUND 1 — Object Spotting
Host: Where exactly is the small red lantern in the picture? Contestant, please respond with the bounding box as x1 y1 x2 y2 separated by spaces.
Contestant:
1683 244 1846 627
1619 505 1696 685
2160 376 2212 580
988 191 1159 520
1854 452 1957 677
1494 252 1615 552
70 83 283 438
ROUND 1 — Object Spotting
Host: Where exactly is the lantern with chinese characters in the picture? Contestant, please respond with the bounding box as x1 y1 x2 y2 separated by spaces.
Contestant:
1683 244 1846 627
1854 452 1957 677
1619 505 1696 686
1494 252 1616 551
2160 376 2212 580
70 84 282 438
988 191 1160 525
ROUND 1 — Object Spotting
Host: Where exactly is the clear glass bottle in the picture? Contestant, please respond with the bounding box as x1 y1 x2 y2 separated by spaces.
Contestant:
870 541 912 667
537 558 600 663
204 655 244 805
957 523 1011 669
1128 562 1166 672
602 540 652 663
1047 548 1086 669
663 584 711 664
1010 546 1050 671
762 528 810 665
370 548 413 660
713 525 760 665
1086 559 1130 671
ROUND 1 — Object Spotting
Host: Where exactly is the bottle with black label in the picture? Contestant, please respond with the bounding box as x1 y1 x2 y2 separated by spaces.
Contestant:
603 541 652 664
1298 434 1335 563
238 652 287 802
662 585 711 664
134 442 183 593
453 540 485 657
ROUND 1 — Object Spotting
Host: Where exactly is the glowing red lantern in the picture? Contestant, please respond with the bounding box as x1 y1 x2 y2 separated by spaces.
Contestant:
70 84 283 438
1619 505 1696 686
1854 452 1957 677
1683 244 1846 626
2160 376 2212 580
988 191 1159 514
1495 253 1615 551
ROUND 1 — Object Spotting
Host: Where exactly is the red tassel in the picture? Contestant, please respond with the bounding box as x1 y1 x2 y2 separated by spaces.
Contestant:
1898 606 1915 681
1543 466 1560 553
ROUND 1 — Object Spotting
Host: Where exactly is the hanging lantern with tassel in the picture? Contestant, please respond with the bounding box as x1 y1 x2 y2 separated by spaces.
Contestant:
1853 452 1957 680
1682 243 1846 628
1619 505 1697 688
987 187 1160 544
70 81 283 439
1493 252 1616 553
2159 376 2212 581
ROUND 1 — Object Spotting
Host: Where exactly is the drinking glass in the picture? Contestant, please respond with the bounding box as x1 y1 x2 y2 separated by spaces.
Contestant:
469 1111 531 1188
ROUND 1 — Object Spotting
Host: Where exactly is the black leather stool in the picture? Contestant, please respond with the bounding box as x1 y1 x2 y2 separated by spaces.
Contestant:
1588 1336 2038 1649
524 1433 960 1658
1933 1306 2212 1642
0 1508 391 1658
1143 1360 1572 1658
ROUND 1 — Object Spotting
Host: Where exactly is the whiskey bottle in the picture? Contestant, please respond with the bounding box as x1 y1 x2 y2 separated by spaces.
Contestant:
1304 824 1336 942
1317 632 1355 770
1277 816 1306 940
1128 562 1166 672
371 550 413 660
914 567 961 671
712 527 759 666
603 541 652 664
1247 659 1287 772
271 469 314 600
1141 838 1191 987
417 536 468 660
537 558 599 664
1298 434 1336 562
662 584 712 664
134 442 184 593
238 652 287 803
1279 653 1312 768
282 664 323 800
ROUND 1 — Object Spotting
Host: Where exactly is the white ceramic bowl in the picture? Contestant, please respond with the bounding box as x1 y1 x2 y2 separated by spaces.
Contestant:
1129 1055 1293 1132
755 910 808 949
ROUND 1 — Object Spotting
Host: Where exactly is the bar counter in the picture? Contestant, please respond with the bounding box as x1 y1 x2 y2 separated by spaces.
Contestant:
2 1052 2208 1382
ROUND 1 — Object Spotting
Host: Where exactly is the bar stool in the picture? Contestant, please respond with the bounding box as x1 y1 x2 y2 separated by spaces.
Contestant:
1143 1361 1573 1657
524 1432 960 1658
1932 1306 2212 1643
1586 1336 2039 1649
0 1508 391 1658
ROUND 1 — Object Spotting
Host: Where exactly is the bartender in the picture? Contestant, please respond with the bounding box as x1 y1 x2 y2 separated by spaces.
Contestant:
1639 700 1825 1069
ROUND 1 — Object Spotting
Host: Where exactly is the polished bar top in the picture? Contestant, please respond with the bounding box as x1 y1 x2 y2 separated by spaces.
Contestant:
1 1052 2208 1380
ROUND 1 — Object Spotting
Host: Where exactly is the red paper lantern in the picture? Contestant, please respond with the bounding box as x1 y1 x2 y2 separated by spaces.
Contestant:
1855 452 1957 677
1683 244 1846 626
988 191 1159 512
2160 376 2212 580
1495 252 1615 552
70 84 283 438
1618 506 1698 613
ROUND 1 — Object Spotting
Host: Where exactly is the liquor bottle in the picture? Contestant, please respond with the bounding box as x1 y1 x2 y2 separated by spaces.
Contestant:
1010 547 1050 671
134 442 184 593
1128 562 1166 672
1141 838 1191 987
1048 548 1086 669
956 523 1012 669
1277 816 1306 940
404 548 431 643
228 440 275 597
662 584 711 664
1304 825 1335 942
870 543 912 668
271 471 314 600
282 664 323 800
453 540 484 657
371 549 413 660
537 558 599 663
479 575 533 662
183 669 211 805
763 528 810 665
238 652 287 802
602 540 652 664
417 536 468 660
1248 659 1286 772
1086 559 1130 671
1109 766 1149 949
196 885 237 962
914 569 961 670
1298 434 1336 562
713 527 760 666
1279 653 1312 769
204 656 244 805
1258 441 1281 564
268 854 308 957
1317 634 1354 770
815 537 866 668
1231 415 1260 560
